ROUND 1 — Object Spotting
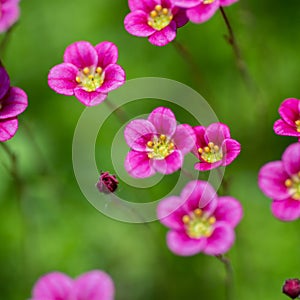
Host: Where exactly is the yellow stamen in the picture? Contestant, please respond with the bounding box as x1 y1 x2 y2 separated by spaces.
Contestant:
88 74 94 80
208 216 216 225
147 141 153 148
75 76 81 83
182 215 190 224
295 120 300 126
208 142 214 149
160 134 166 141
168 142 174 150
155 4 162 11
150 10 158 18
83 67 90 75
147 21 152 26
96 67 103 74
204 146 210 153
285 179 293 187
194 208 202 217
214 145 220 152
169 15 173 21
198 148 203 154
162 8 169 15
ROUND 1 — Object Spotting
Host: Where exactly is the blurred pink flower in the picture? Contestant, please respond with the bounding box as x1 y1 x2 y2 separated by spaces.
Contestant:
0 67 28 142
171 0 238 23
31 270 115 300
273 98 300 140
124 0 188 46
192 123 241 171
124 106 195 178
48 41 125 106
0 0 20 33
96 171 119 194
157 180 243 256
258 143 300 221
282 278 300 299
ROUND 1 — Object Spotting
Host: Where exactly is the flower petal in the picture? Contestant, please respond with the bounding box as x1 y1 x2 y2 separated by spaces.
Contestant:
172 124 196 154
148 106 177 137
205 122 231 145
214 196 243 227
172 0 201 8
151 150 183 174
0 118 18 142
220 0 239 6
95 41 118 69
0 87 27 119
72 270 114 300
204 222 235 255
167 230 206 256
124 11 156 37
186 1 219 24
194 160 223 171
74 89 107 106
271 198 300 222
192 125 206 156
282 143 300 176
63 41 98 69
148 21 177 46
0 0 20 33
0 67 10 99
173 7 189 27
125 150 155 178
258 161 290 200
273 119 299 137
278 98 300 127
221 139 241 166
31 272 73 299
48 63 78 96
124 119 156 151
128 0 159 12
99 64 125 93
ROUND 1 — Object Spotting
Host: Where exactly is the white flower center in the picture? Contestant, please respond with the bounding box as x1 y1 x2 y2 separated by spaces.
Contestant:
147 134 175 160
148 5 173 31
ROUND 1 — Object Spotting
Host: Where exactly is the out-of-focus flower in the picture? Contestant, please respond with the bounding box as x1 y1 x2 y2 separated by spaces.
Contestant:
96 171 119 194
192 123 240 171
48 41 125 106
157 180 243 256
0 0 20 33
124 106 195 178
124 0 188 46
31 270 115 300
258 143 300 221
282 278 300 299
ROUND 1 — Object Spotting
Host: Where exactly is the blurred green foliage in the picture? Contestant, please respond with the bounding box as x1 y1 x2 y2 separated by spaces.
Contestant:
0 0 299 299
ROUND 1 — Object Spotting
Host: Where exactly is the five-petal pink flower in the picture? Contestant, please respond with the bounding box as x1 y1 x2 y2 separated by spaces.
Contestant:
124 0 188 46
31 270 115 300
157 180 243 256
273 98 300 140
192 122 241 171
124 106 195 178
258 143 300 222
0 0 20 33
0 66 28 142
48 41 126 106
171 0 238 23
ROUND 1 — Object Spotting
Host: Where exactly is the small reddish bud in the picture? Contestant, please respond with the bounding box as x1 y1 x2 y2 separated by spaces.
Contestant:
96 171 119 194
282 278 300 299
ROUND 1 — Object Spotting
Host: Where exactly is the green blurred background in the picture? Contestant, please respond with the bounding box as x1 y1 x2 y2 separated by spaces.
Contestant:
0 0 299 299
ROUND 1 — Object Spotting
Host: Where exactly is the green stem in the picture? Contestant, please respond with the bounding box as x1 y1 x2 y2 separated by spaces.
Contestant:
216 254 234 300
105 99 129 124
0 22 18 57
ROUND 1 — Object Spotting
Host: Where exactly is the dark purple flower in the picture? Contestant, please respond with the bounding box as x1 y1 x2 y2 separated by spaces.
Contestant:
96 171 119 194
0 0 20 33
48 41 126 106
282 278 300 299
124 0 188 46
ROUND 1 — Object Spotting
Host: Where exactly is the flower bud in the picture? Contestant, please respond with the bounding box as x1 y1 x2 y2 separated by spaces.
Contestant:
96 171 119 194
282 278 300 299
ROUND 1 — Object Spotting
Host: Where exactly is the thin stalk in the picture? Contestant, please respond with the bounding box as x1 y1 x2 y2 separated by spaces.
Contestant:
105 99 128 123
216 254 234 300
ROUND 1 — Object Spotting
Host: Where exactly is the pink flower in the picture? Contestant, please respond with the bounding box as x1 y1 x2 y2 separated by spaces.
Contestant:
157 180 243 256
124 0 188 47
31 270 115 300
124 106 196 178
0 0 20 33
0 67 28 142
96 171 119 194
192 123 241 171
258 143 300 221
282 278 300 299
48 41 126 107
171 0 238 23
273 98 300 140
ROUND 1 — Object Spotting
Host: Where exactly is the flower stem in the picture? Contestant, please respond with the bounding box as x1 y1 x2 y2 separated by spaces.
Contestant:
105 99 129 124
216 254 234 300
0 22 18 57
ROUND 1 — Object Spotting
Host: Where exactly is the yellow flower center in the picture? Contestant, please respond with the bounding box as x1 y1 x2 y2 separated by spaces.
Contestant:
182 209 216 239
148 5 173 31
198 142 223 163
285 172 300 200
203 0 215 4
295 120 300 133
147 134 175 160
76 66 104 92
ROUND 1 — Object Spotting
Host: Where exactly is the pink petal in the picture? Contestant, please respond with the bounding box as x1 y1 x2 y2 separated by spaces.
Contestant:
214 196 243 227
205 122 231 145
173 7 189 27
194 160 223 171
278 98 300 127
124 11 156 37
74 89 108 106
192 125 206 156
173 0 201 8
0 87 27 119
273 119 300 137
167 230 206 256
0 118 18 142
0 67 10 99
124 119 156 151
72 270 115 300
271 198 300 222
95 41 118 69
221 139 241 166
220 0 239 6
63 41 98 69
125 150 155 178
186 1 219 24
48 63 78 96
99 64 125 93
0 0 20 33
32 272 73 300
148 107 177 137
151 150 183 174
128 0 159 12
258 161 290 200
172 124 196 154
282 143 300 176
148 21 177 46
204 222 235 255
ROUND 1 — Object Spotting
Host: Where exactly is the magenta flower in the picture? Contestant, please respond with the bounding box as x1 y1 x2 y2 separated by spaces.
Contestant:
157 180 243 256
172 0 238 23
282 278 300 299
192 122 240 171
48 41 125 107
0 0 20 33
0 67 28 142
258 143 300 221
124 106 195 178
96 171 119 194
273 98 300 139
124 0 188 47
31 270 115 300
